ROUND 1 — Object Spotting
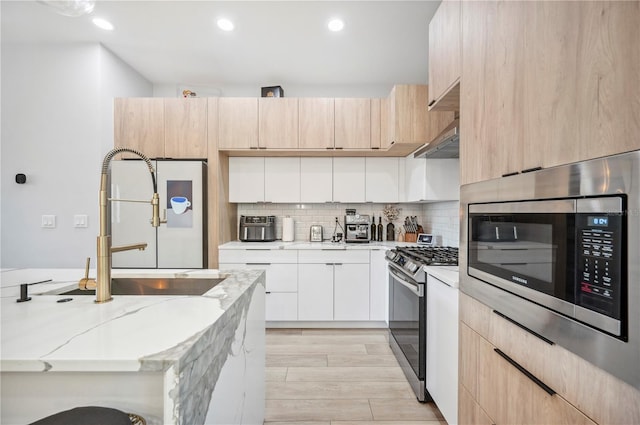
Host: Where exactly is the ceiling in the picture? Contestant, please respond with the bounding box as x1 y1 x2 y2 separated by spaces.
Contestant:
1 1 440 93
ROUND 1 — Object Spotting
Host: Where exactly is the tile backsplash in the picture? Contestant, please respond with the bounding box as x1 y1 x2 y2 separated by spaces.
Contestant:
237 201 460 247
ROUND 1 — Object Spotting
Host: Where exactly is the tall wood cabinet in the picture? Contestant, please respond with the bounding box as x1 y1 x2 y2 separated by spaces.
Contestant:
428 0 461 111
459 1 640 185
114 97 207 158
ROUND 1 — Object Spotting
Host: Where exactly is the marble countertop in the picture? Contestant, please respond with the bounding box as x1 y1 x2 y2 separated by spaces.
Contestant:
219 240 418 250
0 268 264 373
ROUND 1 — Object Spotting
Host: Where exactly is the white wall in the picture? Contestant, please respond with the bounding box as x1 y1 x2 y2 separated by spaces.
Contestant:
1 43 152 268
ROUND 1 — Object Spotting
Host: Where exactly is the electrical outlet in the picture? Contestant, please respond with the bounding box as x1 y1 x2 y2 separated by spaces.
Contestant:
41 215 56 228
73 214 88 228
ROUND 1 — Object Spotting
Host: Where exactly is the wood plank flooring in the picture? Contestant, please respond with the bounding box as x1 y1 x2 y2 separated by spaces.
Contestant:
265 329 447 425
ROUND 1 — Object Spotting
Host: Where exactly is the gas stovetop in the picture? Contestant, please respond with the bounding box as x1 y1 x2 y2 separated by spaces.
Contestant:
397 246 459 266
385 246 459 281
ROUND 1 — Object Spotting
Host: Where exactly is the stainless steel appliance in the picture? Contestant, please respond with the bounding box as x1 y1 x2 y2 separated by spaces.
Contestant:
309 225 323 242
461 150 640 390
111 159 207 269
239 216 276 242
345 212 371 243
386 246 459 401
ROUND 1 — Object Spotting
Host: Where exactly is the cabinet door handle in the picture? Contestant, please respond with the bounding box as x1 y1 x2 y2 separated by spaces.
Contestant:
502 171 519 177
325 263 334 266
326 147 334 150
265 291 271 294
246 263 271 266
333 263 343 266
522 166 543 173
494 348 556 396
493 310 554 345
428 99 436 107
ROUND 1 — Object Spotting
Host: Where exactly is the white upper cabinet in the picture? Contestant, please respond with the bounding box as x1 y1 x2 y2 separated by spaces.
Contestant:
265 157 301 203
300 158 333 203
333 157 366 203
401 157 459 202
365 157 399 202
228 157 265 202
425 158 459 200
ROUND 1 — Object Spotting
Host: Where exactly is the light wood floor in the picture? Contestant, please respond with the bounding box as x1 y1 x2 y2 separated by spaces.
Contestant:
265 328 447 425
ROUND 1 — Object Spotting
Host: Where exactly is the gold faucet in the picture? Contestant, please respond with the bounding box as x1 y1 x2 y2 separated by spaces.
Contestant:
80 147 164 303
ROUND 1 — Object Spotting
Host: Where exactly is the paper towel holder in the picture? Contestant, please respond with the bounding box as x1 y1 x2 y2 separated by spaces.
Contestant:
282 216 295 242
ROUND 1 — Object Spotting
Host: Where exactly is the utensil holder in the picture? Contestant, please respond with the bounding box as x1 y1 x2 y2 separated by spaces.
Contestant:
404 232 417 243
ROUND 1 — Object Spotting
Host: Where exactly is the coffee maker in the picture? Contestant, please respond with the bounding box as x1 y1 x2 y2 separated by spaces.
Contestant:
344 209 371 243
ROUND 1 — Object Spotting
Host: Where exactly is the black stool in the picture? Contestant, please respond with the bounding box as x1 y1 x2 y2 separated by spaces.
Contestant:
30 406 145 425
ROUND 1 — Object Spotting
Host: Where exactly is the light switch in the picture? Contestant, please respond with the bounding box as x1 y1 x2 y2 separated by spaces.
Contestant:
41 215 56 228
74 214 89 228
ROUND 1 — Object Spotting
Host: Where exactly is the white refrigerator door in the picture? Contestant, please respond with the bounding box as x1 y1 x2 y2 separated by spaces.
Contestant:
111 160 158 268
157 160 206 268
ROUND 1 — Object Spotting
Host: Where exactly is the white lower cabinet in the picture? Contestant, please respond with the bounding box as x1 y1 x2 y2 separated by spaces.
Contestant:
220 246 387 324
369 249 389 321
218 249 298 321
298 263 334 320
298 249 370 321
334 263 370 320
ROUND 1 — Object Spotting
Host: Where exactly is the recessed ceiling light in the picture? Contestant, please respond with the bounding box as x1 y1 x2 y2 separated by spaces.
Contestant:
217 18 235 32
92 17 114 31
328 18 344 32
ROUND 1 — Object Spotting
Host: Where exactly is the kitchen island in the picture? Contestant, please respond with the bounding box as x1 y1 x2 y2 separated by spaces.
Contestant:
0 268 265 425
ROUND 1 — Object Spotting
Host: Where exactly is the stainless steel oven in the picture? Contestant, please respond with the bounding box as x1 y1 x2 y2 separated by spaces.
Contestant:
386 246 458 402
461 149 640 391
388 264 427 401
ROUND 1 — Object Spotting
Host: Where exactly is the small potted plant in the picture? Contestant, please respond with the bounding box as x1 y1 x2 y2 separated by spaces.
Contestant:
382 204 400 242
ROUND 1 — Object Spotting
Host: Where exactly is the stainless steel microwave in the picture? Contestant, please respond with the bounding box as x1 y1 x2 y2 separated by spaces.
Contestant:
460 150 640 391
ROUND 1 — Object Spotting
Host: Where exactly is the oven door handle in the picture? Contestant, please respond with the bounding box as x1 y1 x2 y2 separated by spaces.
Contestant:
389 267 424 297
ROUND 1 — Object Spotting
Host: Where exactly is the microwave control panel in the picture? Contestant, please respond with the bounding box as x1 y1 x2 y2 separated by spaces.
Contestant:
576 212 623 320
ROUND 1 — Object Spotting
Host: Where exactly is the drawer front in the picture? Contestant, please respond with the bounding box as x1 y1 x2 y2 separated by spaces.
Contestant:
219 249 297 264
297 249 369 264
266 292 298 321
219 263 297 292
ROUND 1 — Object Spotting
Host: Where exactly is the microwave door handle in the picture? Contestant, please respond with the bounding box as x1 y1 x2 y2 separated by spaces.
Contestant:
262 227 265 240
389 268 424 297
244 227 248 240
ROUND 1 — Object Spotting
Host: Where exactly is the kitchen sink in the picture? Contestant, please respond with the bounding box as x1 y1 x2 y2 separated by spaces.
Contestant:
60 277 227 296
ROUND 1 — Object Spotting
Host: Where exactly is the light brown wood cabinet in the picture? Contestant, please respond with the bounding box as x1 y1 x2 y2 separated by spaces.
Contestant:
218 97 258 150
164 98 208 158
460 1 640 185
428 0 461 111
258 97 299 149
114 97 207 159
383 84 455 154
460 319 596 425
370 98 382 150
386 85 455 156
459 293 640 425
334 98 371 150
299 98 334 149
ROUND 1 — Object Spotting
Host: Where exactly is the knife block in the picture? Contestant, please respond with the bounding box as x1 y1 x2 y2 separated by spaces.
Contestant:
404 232 417 243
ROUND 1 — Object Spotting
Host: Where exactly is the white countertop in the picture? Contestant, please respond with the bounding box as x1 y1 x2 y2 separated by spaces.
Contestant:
219 240 419 250
424 265 459 288
0 268 264 373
